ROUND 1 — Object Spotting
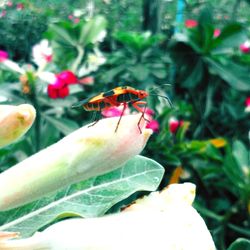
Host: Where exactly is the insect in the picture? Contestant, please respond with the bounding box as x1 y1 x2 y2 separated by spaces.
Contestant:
72 86 171 133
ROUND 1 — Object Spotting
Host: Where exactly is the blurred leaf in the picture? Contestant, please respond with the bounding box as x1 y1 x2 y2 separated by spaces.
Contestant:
212 23 247 54
129 64 149 81
0 155 164 237
43 115 79 135
232 140 249 168
50 23 77 47
206 58 250 91
227 238 250 250
79 16 107 46
182 59 204 88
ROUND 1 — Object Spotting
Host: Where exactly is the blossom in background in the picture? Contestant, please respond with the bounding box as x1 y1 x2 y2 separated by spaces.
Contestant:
47 70 78 99
245 97 250 112
78 76 94 85
213 29 221 38
16 3 24 10
240 40 250 53
185 19 198 28
0 10 6 17
0 49 24 74
6 1 12 7
0 50 8 62
32 39 53 68
102 106 159 133
169 117 184 134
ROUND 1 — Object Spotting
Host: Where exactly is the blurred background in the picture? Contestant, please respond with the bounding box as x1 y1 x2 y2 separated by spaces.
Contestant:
0 0 249 249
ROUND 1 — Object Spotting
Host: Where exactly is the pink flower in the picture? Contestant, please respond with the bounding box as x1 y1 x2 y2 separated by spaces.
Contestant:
57 70 78 85
169 117 184 134
0 50 8 62
68 15 74 20
102 106 130 118
47 83 69 99
240 41 250 53
16 3 24 10
185 19 198 28
144 108 155 116
74 18 80 24
245 97 250 112
146 120 159 133
213 29 221 38
78 76 94 85
6 1 13 7
0 10 7 18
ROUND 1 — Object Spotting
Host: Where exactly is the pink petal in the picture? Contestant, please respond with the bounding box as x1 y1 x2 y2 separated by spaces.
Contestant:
0 50 8 62
185 19 198 28
57 70 78 85
146 120 159 133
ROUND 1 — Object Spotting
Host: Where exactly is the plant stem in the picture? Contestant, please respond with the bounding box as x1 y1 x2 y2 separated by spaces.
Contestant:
71 45 84 73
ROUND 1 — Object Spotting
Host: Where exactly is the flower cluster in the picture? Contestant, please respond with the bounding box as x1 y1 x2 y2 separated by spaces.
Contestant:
47 71 78 99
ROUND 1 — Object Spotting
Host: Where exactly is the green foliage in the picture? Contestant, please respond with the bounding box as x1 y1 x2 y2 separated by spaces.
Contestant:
0 155 164 237
0 8 47 61
97 31 169 88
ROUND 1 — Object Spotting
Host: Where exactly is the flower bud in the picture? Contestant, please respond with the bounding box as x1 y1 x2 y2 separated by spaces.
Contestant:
0 104 36 149
0 114 152 211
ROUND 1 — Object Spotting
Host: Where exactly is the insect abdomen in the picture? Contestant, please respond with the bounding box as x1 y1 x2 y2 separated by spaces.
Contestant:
83 101 111 111
116 92 139 103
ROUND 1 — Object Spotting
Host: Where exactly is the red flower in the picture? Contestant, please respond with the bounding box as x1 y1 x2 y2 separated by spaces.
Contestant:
146 120 159 133
240 41 250 54
0 50 8 62
185 19 198 28
57 70 78 85
245 97 250 107
213 29 221 38
47 83 69 99
169 118 184 134
47 70 77 99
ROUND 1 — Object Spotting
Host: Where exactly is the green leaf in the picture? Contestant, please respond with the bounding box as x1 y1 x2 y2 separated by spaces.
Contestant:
206 58 250 91
129 64 149 81
212 23 247 54
0 155 164 237
227 238 250 250
50 24 77 47
79 16 107 46
43 115 79 135
182 59 204 88
232 140 249 168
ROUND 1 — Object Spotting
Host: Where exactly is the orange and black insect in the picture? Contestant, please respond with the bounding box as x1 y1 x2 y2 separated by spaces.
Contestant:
72 86 171 132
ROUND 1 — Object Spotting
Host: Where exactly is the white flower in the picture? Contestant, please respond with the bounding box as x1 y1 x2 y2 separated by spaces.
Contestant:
78 48 106 76
0 183 216 250
32 40 53 68
73 9 84 17
2 60 25 74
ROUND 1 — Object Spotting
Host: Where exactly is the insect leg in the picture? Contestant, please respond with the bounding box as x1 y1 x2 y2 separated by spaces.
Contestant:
132 101 150 133
115 103 127 133
88 111 101 128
